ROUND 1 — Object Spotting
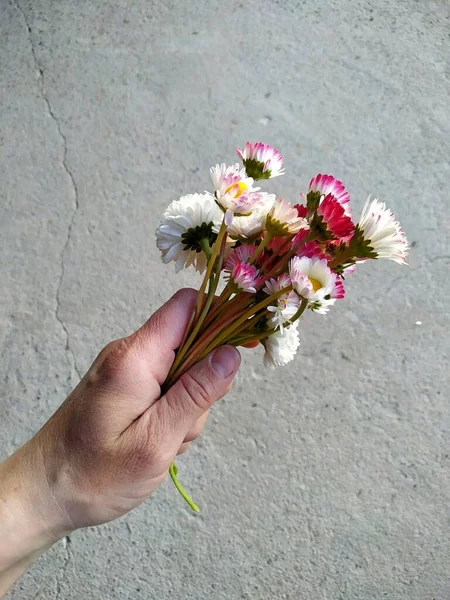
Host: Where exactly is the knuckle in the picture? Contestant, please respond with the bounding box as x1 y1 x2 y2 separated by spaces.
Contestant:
178 371 212 412
95 338 135 383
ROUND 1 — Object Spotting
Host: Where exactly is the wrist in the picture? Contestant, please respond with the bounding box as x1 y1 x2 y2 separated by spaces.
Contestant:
0 439 73 571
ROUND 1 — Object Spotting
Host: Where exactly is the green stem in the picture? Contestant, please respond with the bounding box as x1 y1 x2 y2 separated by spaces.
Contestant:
199 238 212 259
169 463 200 513
201 285 233 330
194 221 227 321
166 290 277 385
250 232 272 264
191 231 228 344
227 299 309 348
166 299 248 387
196 287 292 361
328 245 354 269
167 221 227 381
290 298 309 323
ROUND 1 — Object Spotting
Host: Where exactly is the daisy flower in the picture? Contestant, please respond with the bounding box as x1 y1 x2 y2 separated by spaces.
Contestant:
226 210 266 240
156 193 223 273
289 256 345 313
266 197 309 237
264 274 300 331
210 163 259 224
229 262 262 294
312 194 355 241
357 198 409 264
308 174 352 216
263 322 300 369
237 142 285 180
225 193 276 240
297 241 329 261
224 245 257 273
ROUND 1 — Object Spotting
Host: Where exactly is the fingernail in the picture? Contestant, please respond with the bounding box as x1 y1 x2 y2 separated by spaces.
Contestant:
211 346 241 378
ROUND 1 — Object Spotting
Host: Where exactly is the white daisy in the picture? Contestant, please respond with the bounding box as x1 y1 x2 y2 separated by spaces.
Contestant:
210 163 260 224
289 256 345 313
210 163 250 194
225 193 276 240
263 322 300 369
358 198 409 264
155 192 223 273
266 197 308 236
237 142 285 179
264 274 300 331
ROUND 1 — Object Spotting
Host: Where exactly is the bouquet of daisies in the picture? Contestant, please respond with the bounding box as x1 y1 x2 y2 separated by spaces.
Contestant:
156 142 408 511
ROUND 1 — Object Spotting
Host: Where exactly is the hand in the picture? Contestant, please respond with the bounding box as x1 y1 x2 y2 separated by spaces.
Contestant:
32 287 240 529
0 289 241 594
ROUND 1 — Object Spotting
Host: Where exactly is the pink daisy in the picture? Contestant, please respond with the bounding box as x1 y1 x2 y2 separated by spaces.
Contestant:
237 142 284 179
230 262 262 294
308 174 351 216
224 245 257 273
298 241 329 261
315 194 355 240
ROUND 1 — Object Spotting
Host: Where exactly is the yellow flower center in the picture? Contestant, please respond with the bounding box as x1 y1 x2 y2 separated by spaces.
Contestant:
225 181 248 198
309 277 323 292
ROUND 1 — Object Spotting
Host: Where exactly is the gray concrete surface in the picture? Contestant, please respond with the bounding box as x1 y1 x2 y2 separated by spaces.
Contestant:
1 0 449 598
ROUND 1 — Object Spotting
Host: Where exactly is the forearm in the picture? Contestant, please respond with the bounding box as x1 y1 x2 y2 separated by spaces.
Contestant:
0 443 70 597
0 540 53 598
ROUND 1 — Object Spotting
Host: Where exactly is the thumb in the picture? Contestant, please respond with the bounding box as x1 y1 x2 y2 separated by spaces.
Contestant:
156 346 241 444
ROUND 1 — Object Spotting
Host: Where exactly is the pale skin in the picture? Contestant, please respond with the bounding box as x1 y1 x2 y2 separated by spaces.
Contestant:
0 289 242 597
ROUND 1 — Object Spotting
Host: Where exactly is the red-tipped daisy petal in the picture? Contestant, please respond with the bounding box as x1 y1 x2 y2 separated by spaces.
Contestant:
298 241 329 261
316 194 355 240
294 203 308 219
224 245 258 273
309 174 351 216
230 262 262 293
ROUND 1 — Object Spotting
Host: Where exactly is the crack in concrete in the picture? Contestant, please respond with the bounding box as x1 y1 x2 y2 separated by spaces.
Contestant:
55 536 72 600
14 0 82 380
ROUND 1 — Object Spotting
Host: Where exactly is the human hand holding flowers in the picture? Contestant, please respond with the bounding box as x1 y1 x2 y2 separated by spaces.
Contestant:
0 289 241 595
156 142 409 509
